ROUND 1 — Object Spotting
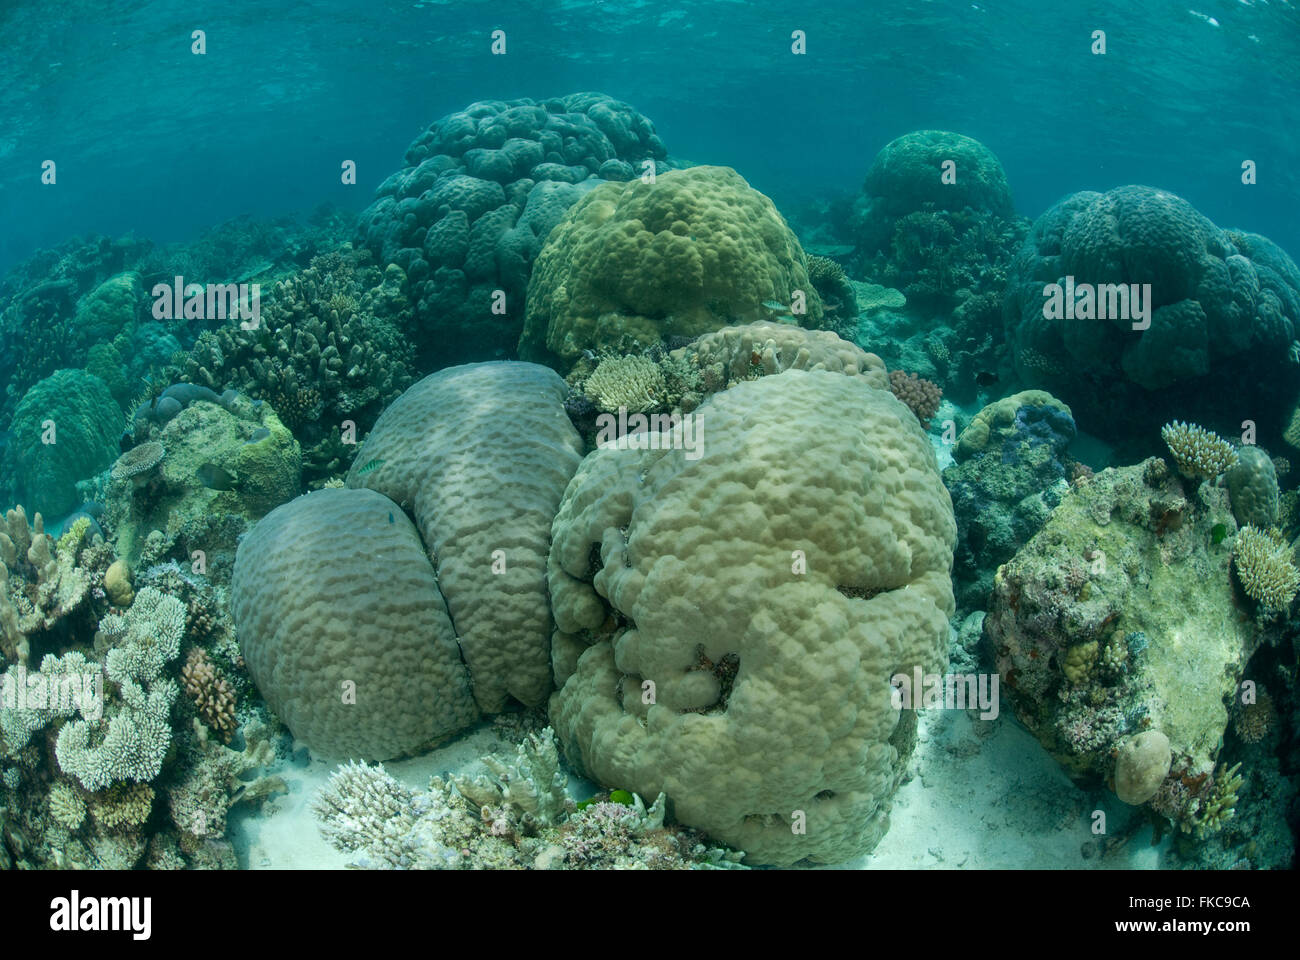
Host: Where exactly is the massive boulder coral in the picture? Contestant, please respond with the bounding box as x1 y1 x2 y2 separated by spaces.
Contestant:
346 362 583 712
179 247 417 482
547 369 955 865
519 166 826 369
5 369 124 518
984 458 1265 829
1004 185 1300 441
231 487 478 760
850 131 1024 319
356 93 671 364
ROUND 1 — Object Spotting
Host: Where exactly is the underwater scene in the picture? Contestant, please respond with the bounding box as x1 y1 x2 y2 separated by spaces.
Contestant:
0 0 1298 875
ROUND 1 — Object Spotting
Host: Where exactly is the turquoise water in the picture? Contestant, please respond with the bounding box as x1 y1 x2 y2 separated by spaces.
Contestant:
0 1 1296 871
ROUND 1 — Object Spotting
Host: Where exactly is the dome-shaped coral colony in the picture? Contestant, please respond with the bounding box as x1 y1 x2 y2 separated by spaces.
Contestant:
2 89 1298 871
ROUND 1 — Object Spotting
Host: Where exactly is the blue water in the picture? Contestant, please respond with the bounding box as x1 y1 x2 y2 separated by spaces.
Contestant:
2 0 1297 272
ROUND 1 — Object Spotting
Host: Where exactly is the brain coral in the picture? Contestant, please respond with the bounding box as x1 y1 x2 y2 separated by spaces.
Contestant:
7 369 124 518
355 93 671 365
346 362 583 712
519 166 826 369
232 487 479 760
546 369 955 865
1005 185 1300 439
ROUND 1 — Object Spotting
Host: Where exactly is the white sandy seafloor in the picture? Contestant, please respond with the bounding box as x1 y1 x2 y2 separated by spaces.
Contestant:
230 704 1168 870
233 403 1154 869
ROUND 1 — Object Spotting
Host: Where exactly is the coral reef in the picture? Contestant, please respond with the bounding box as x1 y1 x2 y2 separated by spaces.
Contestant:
1224 445 1280 528
356 93 672 364
180 647 237 743
54 586 185 790
581 355 667 413
178 247 417 482
107 392 301 573
0 505 110 665
346 362 583 712
943 390 1076 612
547 369 954 865
519 166 826 369
984 459 1267 825
313 728 744 869
232 487 477 760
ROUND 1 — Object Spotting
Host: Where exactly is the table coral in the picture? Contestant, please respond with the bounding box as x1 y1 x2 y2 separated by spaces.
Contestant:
519 166 826 369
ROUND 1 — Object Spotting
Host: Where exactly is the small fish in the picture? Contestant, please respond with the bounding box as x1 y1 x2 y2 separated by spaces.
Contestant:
245 427 270 444
196 463 238 491
356 458 386 476
388 512 395 525
761 300 788 312
975 370 998 387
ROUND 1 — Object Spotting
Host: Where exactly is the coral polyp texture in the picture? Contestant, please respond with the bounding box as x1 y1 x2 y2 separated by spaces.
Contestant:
231 487 478 760
519 165 826 369
346 361 583 712
1160 420 1238 480
546 369 955 865
355 93 671 364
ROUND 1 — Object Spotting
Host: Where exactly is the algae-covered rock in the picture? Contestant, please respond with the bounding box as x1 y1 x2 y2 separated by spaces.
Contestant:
7 369 124 518
985 458 1265 822
108 395 301 573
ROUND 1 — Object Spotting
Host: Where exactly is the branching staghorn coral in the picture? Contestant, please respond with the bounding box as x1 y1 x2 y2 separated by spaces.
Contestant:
54 586 186 791
1161 421 1239 480
178 247 416 481
1189 762 1244 838
1232 525 1300 611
